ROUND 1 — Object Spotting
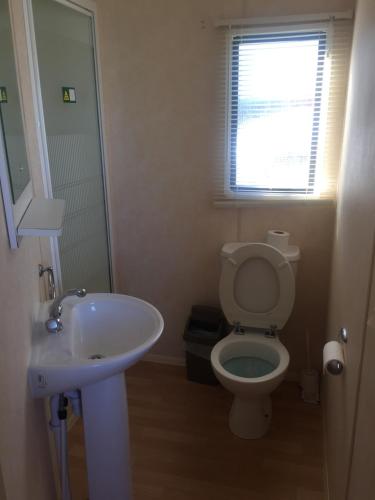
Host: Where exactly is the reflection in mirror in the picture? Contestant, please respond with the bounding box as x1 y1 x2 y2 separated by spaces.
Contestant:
0 0 30 203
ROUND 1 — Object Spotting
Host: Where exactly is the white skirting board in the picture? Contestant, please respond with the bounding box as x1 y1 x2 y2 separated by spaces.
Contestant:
143 353 186 366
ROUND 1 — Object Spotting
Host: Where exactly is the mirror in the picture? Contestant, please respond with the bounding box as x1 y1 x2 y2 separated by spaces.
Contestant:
0 0 30 202
0 0 32 248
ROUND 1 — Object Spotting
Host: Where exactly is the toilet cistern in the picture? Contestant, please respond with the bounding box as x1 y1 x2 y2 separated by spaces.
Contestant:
45 288 87 333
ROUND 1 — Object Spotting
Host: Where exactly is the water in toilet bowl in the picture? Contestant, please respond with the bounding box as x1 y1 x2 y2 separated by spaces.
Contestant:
223 356 276 378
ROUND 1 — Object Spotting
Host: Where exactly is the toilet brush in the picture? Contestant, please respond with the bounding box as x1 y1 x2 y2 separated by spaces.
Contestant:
300 329 320 404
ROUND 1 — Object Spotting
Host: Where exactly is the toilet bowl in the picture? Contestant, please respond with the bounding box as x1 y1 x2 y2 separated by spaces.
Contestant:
211 333 290 438
211 240 300 439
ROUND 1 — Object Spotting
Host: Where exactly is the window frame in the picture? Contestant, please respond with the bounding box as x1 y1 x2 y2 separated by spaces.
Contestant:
226 24 330 201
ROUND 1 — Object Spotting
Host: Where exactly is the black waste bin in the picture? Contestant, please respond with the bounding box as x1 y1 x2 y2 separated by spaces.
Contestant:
183 305 228 385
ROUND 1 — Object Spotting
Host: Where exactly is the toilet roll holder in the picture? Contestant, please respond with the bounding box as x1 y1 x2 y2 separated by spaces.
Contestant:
326 328 348 375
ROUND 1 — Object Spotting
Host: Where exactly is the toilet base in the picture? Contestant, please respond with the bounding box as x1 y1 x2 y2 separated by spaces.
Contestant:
229 395 272 439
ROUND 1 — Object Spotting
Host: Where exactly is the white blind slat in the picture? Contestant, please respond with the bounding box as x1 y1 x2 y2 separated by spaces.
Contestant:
214 18 353 201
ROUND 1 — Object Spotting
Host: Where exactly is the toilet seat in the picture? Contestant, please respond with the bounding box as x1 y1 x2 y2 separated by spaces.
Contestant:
219 243 295 330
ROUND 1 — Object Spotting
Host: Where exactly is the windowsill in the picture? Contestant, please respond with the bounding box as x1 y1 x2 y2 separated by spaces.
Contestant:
213 197 336 208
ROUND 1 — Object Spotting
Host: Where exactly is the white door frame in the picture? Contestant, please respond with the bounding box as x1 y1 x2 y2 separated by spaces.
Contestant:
22 0 115 293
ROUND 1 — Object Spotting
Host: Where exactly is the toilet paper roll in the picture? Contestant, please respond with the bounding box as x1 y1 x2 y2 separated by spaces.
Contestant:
323 341 345 375
266 229 290 253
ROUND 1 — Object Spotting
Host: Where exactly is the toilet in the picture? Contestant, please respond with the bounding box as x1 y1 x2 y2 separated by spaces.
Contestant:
211 239 300 439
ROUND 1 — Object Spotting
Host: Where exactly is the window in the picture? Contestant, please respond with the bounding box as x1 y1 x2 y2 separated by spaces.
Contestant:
215 17 353 202
231 31 326 195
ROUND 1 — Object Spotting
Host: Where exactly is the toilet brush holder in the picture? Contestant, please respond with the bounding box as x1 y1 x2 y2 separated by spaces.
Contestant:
300 369 320 404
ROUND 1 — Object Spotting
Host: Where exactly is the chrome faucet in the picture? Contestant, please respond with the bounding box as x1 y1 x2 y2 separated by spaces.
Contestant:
45 288 87 333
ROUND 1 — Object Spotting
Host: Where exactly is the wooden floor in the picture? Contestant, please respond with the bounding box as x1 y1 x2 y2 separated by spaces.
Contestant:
69 362 325 500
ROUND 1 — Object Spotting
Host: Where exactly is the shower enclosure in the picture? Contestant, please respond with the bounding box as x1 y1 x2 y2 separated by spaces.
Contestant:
28 0 112 292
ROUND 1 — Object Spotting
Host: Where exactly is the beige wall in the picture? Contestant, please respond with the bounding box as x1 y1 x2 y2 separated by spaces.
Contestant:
0 209 54 500
97 0 353 372
0 1 55 499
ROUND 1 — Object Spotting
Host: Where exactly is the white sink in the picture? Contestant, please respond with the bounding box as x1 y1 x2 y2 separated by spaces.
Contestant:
29 292 163 500
29 293 164 398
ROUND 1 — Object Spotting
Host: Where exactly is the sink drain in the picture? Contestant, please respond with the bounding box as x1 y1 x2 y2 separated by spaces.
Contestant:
88 354 106 360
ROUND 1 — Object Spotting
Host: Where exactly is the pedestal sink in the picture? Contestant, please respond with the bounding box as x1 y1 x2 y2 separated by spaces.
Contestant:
29 293 164 500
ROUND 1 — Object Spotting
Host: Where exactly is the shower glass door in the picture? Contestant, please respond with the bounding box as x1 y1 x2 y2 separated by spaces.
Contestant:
31 0 111 292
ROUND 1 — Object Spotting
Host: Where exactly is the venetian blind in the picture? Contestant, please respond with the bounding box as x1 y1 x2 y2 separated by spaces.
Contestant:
214 14 353 202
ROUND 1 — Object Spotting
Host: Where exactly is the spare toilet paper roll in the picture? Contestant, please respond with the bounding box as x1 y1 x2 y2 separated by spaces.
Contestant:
266 229 290 253
323 340 345 375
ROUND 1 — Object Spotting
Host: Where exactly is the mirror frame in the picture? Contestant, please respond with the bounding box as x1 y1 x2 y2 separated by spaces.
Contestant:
0 0 33 249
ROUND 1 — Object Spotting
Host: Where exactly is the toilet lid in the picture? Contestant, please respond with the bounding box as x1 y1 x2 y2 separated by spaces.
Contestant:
219 243 295 330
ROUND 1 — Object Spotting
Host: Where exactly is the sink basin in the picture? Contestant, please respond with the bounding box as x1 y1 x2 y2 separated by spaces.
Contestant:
29 293 164 397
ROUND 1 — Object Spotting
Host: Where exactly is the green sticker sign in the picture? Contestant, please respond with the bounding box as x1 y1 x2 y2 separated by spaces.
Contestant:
0 87 8 103
62 87 76 103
